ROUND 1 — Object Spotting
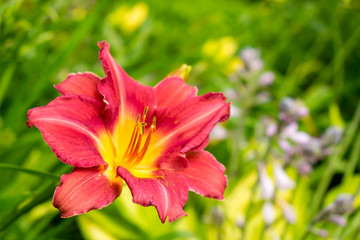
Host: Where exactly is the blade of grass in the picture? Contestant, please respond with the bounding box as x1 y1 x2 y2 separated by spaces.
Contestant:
339 101 360 158
0 64 15 108
343 132 360 182
0 163 60 179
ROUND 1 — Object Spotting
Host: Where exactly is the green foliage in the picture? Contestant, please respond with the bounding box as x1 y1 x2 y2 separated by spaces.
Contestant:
1 0 360 239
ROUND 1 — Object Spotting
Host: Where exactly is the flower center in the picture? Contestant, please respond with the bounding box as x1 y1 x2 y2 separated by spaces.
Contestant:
98 106 161 181
122 106 156 168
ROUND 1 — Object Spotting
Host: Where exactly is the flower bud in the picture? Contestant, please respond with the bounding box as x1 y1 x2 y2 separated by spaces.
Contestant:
281 122 311 145
274 162 295 190
259 71 275 86
279 97 308 123
297 162 313 175
258 162 275 200
248 58 264 72
279 139 293 156
320 127 343 147
277 198 296 224
327 214 347 226
240 47 260 62
235 216 245 228
303 139 322 158
262 202 275 226
266 123 278 137
240 47 263 72
167 64 192 81
311 228 328 238
333 194 353 214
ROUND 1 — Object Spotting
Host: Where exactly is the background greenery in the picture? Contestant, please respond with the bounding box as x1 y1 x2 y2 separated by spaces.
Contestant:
1 0 360 239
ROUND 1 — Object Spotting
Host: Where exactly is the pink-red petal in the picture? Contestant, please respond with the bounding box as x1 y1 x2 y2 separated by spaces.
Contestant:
54 72 103 101
97 41 156 131
53 167 122 218
154 76 198 108
117 167 188 223
155 93 230 153
181 151 227 200
27 96 107 167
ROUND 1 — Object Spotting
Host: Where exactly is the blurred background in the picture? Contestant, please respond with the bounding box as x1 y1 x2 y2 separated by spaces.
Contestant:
1 0 360 239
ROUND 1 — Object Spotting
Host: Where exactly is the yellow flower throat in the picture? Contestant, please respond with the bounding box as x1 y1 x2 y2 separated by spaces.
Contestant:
98 107 161 183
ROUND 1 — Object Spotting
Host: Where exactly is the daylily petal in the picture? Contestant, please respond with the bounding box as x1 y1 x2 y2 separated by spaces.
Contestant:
53 166 122 218
97 41 156 130
155 93 230 153
54 72 103 101
156 151 188 170
181 151 226 199
154 76 198 108
27 96 107 167
117 166 188 223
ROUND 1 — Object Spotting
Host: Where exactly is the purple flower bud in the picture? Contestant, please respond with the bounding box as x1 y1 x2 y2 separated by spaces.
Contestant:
259 71 275 86
320 127 343 147
303 139 322 158
240 47 260 62
279 97 309 123
261 116 277 137
327 214 347 226
281 122 311 145
311 228 328 238
277 199 296 224
274 162 295 190
266 123 278 137
258 163 275 200
248 58 264 72
297 162 313 175
333 194 354 214
262 202 275 226
279 97 294 113
279 139 293 155
235 216 245 228
240 47 264 72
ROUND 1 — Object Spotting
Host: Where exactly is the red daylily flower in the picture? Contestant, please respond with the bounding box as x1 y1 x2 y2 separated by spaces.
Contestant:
27 41 230 223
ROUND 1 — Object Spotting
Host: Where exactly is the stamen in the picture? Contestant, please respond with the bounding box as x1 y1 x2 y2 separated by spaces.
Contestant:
143 106 149 122
122 107 156 167
123 114 140 159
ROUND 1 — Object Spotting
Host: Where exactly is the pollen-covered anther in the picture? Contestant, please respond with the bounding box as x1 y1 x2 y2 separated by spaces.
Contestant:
123 107 156 167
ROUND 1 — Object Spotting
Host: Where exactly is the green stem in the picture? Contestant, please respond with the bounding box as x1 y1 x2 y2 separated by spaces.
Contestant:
310 153 337 217
0 163 60 179
339 101 360 158
343 132 360 182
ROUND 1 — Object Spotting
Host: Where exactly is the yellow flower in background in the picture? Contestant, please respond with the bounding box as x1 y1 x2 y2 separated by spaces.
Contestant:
72 8 87 21
202 37 244 74
107 2 149 34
